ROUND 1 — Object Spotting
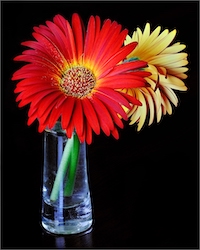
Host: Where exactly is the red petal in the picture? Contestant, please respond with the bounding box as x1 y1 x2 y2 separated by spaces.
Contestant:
61 97 75 129
94 88 130 119
20 42 61 72
129 70 152 77
21 40 44 50
64 18 77 61
72 13 84 61
93 15 101 44
66 121 74 139
97 42 138 77
102 101 124 129
45 20 71 60
28 102 37 118
33 25 53 40
111 127 119 140
106 61 148 78
120 91 142 106
72 99 84 139
90 96 114 136
14 53 61 74
27 109 38 125
27 89 58 112
89 19 112 60
16 88 55 107
91 21 120 61
81 97 100 135
32 32 65 68
77 122 85 143
16 86 57 103
36 95 61 127
12 64 60 80
85 121 93 145
38 123 47 133
46 95 66 128
37 92 61 118
52 14 74 60
17 95 34 107
54 15 76 61
83 15 96 61
48 112 61 129
53 14 68 34
98 74 145 89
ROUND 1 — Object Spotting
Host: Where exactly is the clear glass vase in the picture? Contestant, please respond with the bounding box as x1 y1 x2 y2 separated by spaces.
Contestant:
41 122 93 235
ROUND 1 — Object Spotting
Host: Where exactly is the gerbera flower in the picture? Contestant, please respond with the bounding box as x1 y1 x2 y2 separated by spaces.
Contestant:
12 13 149 144
123 22 188 131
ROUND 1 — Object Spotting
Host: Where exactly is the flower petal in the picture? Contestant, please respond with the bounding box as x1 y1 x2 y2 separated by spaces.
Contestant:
90 96 114 136
72 99 84 139
97 74 146 89
98 42 138 77
71 13 85 61
106 60 148 78
94 88 129 119
81 97 100 135
61 97 75 128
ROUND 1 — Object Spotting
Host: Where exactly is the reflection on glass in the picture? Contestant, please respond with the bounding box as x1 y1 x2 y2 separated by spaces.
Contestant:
54 227 93 248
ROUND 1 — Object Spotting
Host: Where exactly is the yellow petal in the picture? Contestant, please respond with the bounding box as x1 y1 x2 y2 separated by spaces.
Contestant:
154 88 162 123
142 87 155 125
161 85 178 106
161 94 173 114
174 73 188 79
130 25 161 58
136 90 147 131
124 35 132 45
161 103 167 115
136 27 143 43
128 104 137 117
146 76 157 89
161 44 186 54
148 53 188 65
160 74 187 91
147 29 177 56
140 23 150 46
132 30 139 42
136 26 162 57
141 29 169 55
147 87 162 121
157 106 162 123
129 108 140 125
146 26 161 44
167 67 188 75
139 29 171 60
164 59 188 68
158 66 167 76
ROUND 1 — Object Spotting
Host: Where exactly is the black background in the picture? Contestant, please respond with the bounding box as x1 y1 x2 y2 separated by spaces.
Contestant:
2 1 199 248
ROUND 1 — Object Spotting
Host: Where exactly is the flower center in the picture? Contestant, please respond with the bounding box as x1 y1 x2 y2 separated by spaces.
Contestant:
60 66 96 98
124 56 140 62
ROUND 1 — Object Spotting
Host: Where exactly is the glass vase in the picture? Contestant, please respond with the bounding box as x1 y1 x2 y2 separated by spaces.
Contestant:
41 122 93 235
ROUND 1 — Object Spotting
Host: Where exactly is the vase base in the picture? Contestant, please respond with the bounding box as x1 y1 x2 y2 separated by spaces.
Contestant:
41 196 93 235
41 217 93 235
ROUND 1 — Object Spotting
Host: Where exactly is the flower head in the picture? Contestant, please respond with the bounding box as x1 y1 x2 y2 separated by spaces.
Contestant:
123 23 188 130
12 13 148 144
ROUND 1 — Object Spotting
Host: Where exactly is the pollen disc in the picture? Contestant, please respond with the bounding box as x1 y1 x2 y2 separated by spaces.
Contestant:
60 66 96 98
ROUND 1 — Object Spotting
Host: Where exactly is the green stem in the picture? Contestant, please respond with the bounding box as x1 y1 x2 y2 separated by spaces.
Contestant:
64 133 80 197
50 135 74 202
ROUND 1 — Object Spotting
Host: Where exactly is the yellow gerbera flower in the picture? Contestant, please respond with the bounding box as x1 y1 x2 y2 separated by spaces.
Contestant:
123 22 188 131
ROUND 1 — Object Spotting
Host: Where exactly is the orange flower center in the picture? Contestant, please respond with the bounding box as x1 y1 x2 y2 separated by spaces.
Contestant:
60 66 96 98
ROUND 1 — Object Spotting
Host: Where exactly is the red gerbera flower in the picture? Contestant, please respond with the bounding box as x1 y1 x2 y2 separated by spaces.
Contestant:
12 13 148 144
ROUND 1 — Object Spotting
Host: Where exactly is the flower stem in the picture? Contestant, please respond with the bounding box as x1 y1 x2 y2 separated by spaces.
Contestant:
64 133 80 197
50 135 74 202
